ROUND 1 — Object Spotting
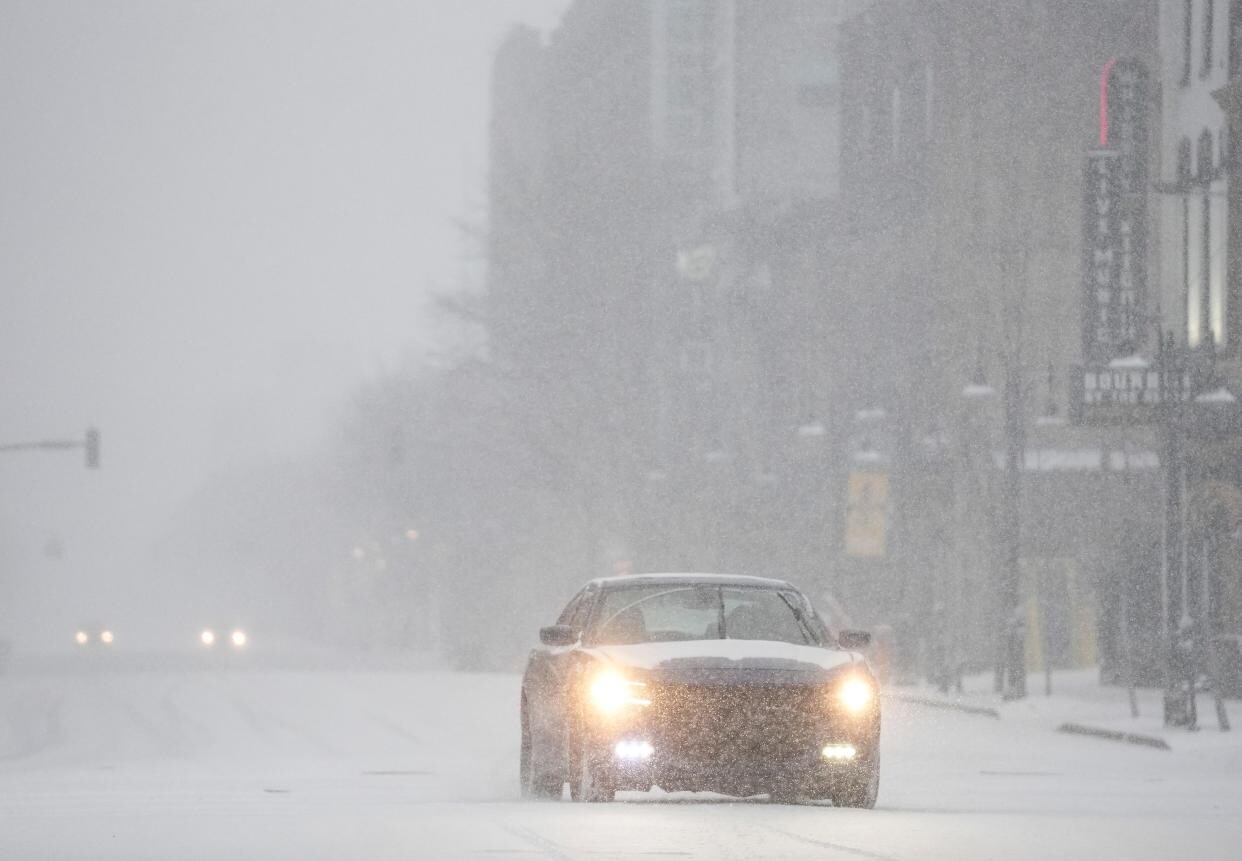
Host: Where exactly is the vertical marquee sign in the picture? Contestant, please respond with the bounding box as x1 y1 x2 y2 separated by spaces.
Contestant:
1076 59 1157 425
1082 59 1150 366
1083 149 1123 363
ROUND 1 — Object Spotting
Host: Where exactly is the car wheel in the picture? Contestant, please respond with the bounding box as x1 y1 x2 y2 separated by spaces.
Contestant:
520 707 562 800
829 751 880 809
768 785 802 805
569 737 615 803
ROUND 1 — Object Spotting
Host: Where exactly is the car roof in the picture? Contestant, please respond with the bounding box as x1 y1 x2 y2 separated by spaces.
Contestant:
587 572 797 590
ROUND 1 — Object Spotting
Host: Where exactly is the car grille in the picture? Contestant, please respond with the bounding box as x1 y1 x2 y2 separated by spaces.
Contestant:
645 680 824 765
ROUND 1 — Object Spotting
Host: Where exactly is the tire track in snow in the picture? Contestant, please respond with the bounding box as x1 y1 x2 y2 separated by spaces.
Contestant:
760 823 901 861
364 711 423 746
497 822 581 861
220 675 339 755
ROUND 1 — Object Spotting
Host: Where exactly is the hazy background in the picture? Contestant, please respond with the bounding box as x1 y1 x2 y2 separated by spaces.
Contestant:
0 0 568 648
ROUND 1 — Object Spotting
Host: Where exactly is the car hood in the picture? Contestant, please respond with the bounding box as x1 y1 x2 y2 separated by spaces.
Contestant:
588 639 858 682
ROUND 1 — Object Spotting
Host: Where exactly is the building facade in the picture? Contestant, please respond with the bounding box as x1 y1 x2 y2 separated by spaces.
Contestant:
1158 0 1238 351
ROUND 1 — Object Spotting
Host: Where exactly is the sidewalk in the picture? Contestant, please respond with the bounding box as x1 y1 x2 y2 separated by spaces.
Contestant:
886 667 1240 755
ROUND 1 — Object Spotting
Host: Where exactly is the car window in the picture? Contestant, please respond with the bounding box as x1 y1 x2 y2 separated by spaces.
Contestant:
556 591 584 626
569 585 596 628
590 583 819 646
721 587 815 645
592 584 721 644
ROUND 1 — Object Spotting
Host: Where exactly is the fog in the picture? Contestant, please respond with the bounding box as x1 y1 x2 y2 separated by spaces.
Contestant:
0 0 568 648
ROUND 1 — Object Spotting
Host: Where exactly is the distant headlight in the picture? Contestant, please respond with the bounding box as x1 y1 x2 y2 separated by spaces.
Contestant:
99 630 114 645
200 629 216 647
837 677 875 714
588 670 650 714
230 629 247 648
75 631 89 646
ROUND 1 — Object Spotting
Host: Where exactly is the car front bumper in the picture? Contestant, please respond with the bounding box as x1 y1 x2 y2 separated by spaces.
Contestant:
584 678 879 795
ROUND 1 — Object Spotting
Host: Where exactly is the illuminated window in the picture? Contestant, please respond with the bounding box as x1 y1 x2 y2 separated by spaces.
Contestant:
1199 130 1214 342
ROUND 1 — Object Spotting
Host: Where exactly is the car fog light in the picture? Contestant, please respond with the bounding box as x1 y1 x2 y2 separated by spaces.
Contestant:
613 740 654 761
821 744 858 761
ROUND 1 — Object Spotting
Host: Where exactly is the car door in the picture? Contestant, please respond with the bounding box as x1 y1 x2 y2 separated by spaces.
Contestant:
525 586 591 763
540 584 599 768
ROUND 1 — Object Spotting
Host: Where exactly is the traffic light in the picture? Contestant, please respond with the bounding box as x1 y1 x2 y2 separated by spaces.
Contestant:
85 427 100 469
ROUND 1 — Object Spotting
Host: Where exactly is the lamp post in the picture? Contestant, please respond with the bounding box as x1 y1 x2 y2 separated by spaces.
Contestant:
1192 383 1236 732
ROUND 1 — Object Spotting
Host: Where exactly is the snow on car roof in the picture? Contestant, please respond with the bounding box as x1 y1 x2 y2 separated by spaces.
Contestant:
588 572 796 589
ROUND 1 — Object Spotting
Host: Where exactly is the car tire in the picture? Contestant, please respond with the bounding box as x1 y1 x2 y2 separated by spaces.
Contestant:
569 738 615 803
520 708 563 800
829 751 880 809
768 785 802 805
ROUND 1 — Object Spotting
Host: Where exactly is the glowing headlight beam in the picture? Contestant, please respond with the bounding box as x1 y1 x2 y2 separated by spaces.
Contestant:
75 631 89 646
231 629 247 648
99 630 114 645
837 678 875 713
200 629 216 647
588 671 650 714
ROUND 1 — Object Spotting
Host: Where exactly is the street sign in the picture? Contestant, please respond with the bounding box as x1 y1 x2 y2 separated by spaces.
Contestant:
845 471 888 558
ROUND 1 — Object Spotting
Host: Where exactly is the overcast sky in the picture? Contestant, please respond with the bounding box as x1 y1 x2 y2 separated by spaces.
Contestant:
0 0 568 640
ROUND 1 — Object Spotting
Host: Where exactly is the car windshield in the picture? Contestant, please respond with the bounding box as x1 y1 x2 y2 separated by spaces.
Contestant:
590 584 817 646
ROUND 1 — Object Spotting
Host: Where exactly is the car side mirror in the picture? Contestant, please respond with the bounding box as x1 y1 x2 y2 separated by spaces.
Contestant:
540 624 579 647
838 629 871 650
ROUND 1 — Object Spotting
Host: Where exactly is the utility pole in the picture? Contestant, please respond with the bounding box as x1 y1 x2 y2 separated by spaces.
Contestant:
1000 359 1027 700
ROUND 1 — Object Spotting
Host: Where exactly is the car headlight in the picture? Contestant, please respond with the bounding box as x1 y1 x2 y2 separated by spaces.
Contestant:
230 629 247 648
200 629 216 647
588 670 650 714
99 630 114 645
836 677 876 714
75 631 89 646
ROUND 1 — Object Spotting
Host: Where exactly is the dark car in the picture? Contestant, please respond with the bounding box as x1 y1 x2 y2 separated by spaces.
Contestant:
519 573 880 806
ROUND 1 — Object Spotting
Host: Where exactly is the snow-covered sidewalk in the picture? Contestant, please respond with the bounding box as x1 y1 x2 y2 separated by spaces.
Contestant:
887 667 1241 756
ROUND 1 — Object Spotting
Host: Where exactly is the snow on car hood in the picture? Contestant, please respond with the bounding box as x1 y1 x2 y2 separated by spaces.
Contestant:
589 639 857 679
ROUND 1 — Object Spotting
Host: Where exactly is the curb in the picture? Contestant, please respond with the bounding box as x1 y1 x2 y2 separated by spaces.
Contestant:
884 692 1001 719
1055 722 1171 750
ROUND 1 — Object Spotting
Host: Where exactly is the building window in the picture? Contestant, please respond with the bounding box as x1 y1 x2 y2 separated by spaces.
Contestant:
1181 137 1193 344
1231 0 1242 79
1199 128 1215 180
1199 130 1214 342
1183 0 1194 85
1204 0 1216 76
1178 137 1194 184
891 86 902 159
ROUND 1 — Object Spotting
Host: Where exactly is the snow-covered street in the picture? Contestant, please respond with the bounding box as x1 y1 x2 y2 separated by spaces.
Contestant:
2 664 1240 860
